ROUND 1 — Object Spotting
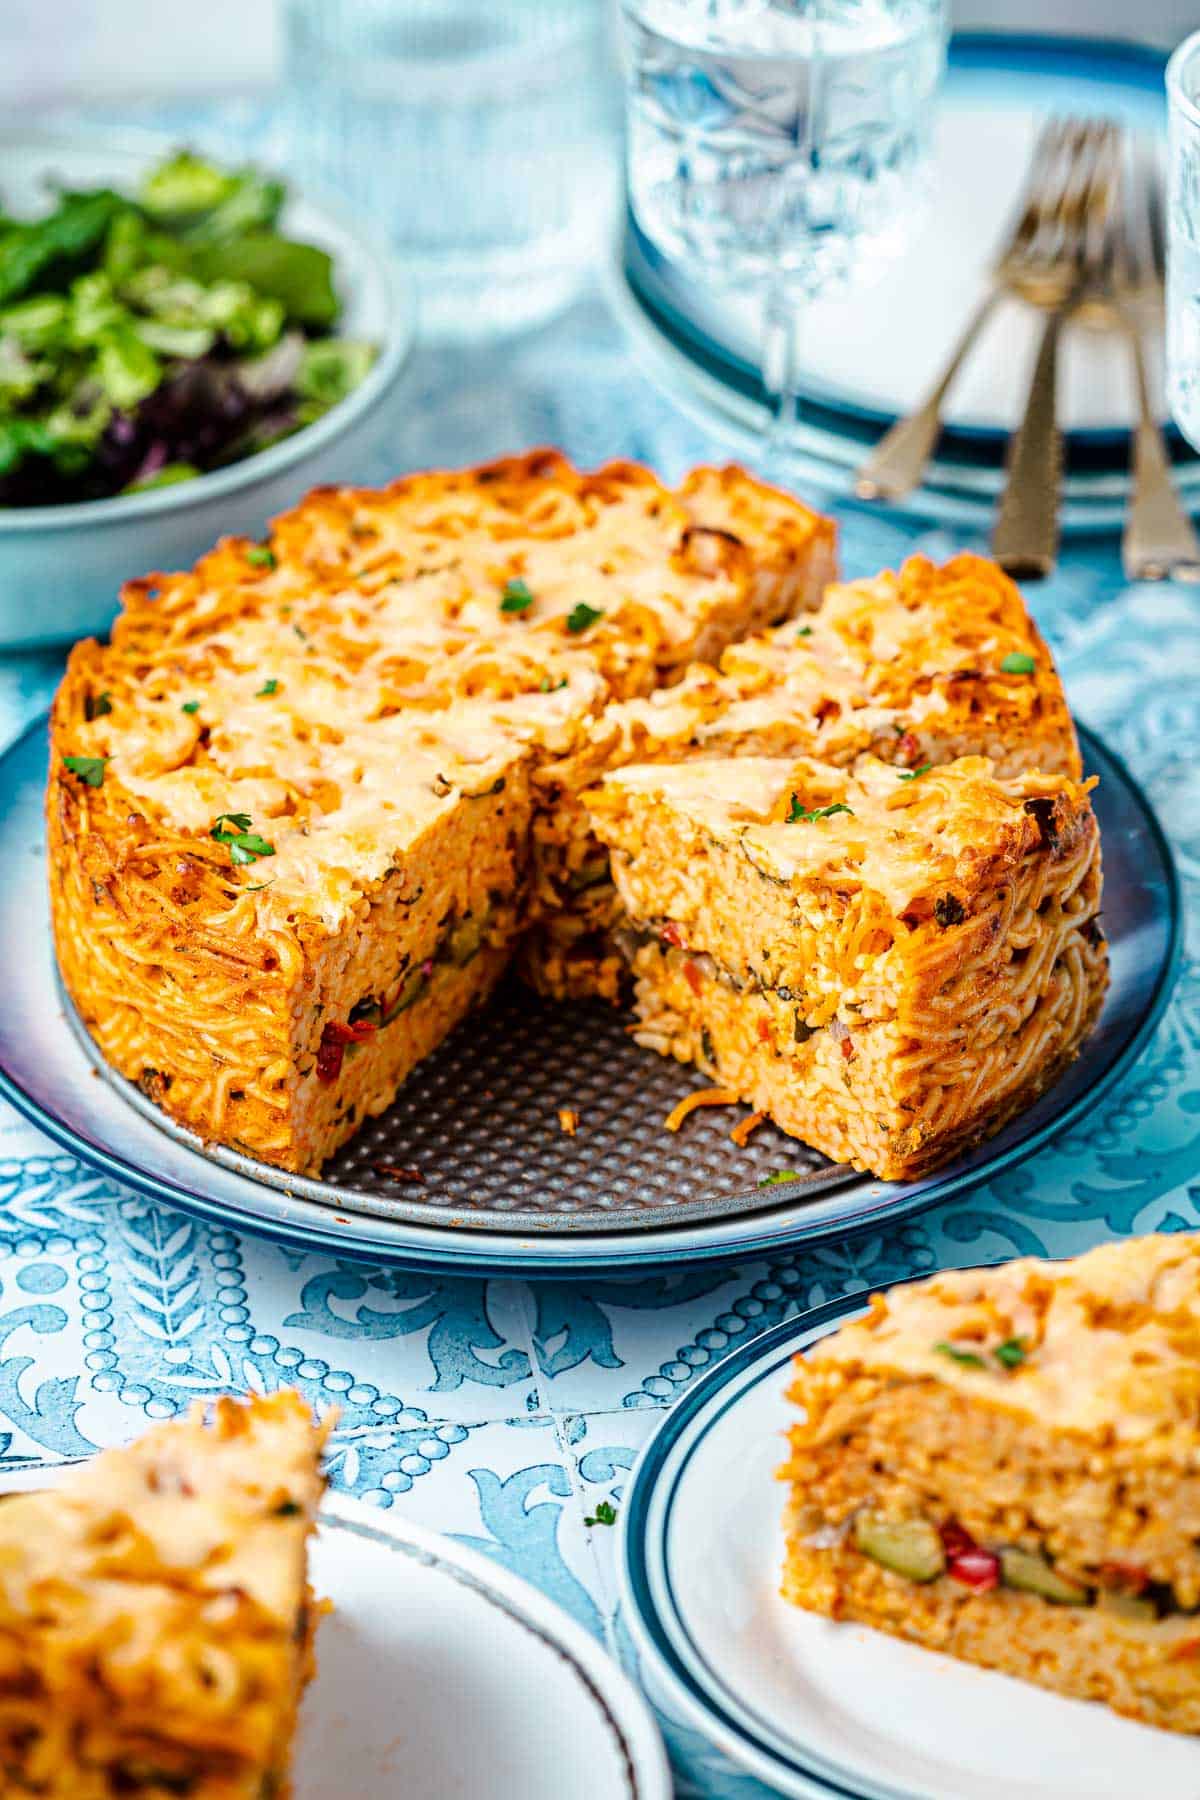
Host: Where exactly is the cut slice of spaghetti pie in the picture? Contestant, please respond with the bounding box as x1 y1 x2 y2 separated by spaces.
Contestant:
524 551 1081 1000
586 751 1107 1179
0 1391 327 1797
779 1235 1200 1734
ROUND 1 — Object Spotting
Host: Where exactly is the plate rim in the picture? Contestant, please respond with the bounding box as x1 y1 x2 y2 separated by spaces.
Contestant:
619 1295 875 1800
0 714 1182 1273
621 29 1182 463
0 1462 671 1800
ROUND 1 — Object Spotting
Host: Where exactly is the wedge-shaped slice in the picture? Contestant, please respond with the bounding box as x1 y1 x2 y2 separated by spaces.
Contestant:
586 751 1107 1179
602 551 1080 779
779 1234 1200 1734
523 552 1080 1000
0 1391 327 1797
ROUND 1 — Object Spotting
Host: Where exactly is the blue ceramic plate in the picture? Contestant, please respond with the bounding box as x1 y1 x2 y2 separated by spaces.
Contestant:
0 718 1180 1273
0 129 415 651
620 1292 1200 1799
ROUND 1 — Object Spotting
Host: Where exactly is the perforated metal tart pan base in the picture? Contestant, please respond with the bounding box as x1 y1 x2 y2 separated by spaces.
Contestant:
62 978 858 1233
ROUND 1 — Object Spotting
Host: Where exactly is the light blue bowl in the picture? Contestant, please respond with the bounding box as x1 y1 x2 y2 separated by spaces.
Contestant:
0 130 416 650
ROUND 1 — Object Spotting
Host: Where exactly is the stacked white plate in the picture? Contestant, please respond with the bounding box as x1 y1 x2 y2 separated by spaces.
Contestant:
610 33 1197 534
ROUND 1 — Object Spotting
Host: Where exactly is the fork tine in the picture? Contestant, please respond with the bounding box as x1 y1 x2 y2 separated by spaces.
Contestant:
1080 121 1123 280
1000 116 1073 268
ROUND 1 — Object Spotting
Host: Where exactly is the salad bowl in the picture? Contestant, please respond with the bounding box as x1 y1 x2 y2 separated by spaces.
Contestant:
0 129 414 649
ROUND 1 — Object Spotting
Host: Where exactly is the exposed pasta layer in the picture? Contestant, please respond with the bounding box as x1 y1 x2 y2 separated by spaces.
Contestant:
0 1392 327 1797
49 452 833 1174
780 1535 1200 1736
587 753 1107 1179
779 1236 1200 1734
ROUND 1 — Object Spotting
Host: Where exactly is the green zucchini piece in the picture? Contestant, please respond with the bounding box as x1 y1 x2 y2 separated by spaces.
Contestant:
853 1512 946 1582
1000 1547 1088 1605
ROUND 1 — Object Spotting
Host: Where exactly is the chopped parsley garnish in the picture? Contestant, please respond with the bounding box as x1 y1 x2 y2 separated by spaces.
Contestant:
85 691 113 720
539 675 568 692
256 678 280 697
293 624 308 642
994 1337 1028 1369
584 1500 618 1528
245 544 276 569
787 796 854 824
758 1170 803 1187
63 754 108 788
181 699 201 715
500 578 534 613
210 812 276 866
1000 651 1036 675
566 601 603 634
897 764 933 782
934 1341 987 1369
796 624 813 638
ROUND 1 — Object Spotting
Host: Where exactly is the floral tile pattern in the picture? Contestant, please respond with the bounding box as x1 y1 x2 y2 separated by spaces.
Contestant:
1 227 1198 1797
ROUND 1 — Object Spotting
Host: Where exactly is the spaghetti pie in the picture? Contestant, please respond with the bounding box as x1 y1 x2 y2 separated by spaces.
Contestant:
47 452 1104 1183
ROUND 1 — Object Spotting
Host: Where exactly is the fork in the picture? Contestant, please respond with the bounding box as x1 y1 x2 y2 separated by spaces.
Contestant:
991 119 1120 578
854 118 1103 505
1085 139 1200 582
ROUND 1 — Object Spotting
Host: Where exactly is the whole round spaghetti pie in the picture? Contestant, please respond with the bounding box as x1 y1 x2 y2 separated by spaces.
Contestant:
47 450 1106 1182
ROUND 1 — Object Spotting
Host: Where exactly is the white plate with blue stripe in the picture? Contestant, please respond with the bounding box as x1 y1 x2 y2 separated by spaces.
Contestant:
620 1296 1200 1800
1 1463 670 1800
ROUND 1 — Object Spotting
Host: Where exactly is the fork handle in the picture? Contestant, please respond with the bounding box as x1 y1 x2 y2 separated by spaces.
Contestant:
1123 329 1200 582
855 291 1000 501
992 307 1066 579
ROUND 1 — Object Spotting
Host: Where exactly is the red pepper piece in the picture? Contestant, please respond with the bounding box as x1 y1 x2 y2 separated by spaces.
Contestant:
896 731 920 764
661 921 685 949
939 1519 1000 1592
316 1017 377 1084
939 1520 975 1559
683 960 702 996
1099 1561 1148 1595
947 1546 1001 1592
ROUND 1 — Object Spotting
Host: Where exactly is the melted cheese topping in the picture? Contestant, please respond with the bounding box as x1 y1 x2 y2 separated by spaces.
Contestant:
69 454 831 930
806 1235 1200 1442
600 752 1091 917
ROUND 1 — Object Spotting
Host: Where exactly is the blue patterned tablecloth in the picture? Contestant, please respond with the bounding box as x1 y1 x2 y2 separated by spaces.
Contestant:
2 270 1199 1794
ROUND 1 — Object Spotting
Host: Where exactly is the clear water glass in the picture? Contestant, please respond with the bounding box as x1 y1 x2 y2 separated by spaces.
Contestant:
1167 29 1200 451
620 0 946 462
283 0 621 341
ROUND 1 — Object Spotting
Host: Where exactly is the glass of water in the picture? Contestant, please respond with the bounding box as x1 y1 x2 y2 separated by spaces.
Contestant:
283 0 621 341
1167 29 1200 450
620 0 947 466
